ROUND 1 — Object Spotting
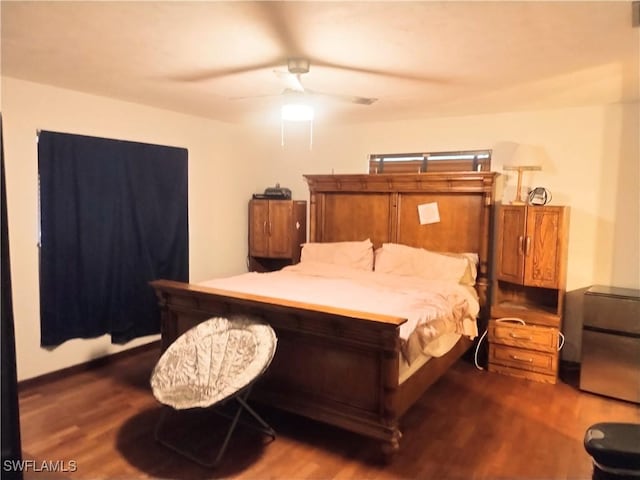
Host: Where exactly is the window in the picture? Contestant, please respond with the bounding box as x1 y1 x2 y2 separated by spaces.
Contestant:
368 149 491 174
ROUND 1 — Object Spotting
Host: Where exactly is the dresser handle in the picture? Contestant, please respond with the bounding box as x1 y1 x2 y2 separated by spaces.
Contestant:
518 236 524 256
510 354 533 363
524 236 532 256
509 333 533 340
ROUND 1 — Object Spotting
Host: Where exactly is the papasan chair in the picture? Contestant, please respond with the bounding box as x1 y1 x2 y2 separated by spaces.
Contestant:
150 315 277 468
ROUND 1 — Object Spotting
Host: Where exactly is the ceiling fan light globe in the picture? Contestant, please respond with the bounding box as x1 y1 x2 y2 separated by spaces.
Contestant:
281 103 314 122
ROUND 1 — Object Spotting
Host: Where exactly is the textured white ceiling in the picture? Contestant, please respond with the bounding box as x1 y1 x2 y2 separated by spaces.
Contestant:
2 1 638 124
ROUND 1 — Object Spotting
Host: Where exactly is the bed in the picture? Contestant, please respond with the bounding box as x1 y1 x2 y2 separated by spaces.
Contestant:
151 172 497 459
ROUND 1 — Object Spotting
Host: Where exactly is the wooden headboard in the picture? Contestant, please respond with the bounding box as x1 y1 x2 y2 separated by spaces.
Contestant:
304 172 498 313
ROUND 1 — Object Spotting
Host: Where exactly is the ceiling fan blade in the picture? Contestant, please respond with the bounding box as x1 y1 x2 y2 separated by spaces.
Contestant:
310 58 452 84
227 91 285 101
167 59 281 82
229 88 311 102
256 2 306 58
305 88 378 106
273 70 305 92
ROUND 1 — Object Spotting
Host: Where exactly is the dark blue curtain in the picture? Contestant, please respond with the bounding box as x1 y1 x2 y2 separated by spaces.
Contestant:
38 131 188 346
1 114 23 479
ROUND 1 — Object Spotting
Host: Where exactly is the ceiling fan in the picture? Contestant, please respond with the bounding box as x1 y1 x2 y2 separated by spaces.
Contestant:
235 57 378 106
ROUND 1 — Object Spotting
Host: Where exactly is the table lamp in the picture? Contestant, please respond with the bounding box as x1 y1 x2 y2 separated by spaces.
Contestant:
503 144 543 204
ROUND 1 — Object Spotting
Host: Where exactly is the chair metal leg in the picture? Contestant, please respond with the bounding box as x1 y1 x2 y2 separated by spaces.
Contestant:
211 391 246 467
155 406 221 468
154 387 276 468
236 393 276 438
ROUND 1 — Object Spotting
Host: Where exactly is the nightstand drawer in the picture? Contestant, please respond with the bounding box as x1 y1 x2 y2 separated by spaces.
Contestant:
488 320 558 353
488 363 557 384
489 344 557 374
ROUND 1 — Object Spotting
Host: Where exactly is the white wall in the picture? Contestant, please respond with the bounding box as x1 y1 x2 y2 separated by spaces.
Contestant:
245 102 640 361
4 74 637 378
2 77 256 380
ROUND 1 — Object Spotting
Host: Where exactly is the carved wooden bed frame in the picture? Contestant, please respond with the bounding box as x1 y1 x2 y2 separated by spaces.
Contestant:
151 172 497 458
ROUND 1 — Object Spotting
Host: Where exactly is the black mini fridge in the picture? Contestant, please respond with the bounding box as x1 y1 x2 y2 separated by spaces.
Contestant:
579 286 640 404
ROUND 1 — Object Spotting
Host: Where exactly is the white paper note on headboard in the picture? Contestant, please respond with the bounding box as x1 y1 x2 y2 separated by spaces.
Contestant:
418 202 440 225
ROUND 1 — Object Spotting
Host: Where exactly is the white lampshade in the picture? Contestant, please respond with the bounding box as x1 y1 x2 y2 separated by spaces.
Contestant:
281 103 314 122
509 144 546 167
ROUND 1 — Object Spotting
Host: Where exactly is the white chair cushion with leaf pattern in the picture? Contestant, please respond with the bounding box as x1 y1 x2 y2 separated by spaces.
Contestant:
151 315 277 410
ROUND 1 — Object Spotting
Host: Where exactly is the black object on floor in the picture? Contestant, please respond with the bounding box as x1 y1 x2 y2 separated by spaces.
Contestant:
584 423 640 480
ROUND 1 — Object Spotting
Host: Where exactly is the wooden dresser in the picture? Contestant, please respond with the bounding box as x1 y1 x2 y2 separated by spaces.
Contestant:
489 204 570 383
248 199 306 272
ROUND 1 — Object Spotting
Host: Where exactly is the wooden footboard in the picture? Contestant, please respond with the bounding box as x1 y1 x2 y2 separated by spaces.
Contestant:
151 279 470 458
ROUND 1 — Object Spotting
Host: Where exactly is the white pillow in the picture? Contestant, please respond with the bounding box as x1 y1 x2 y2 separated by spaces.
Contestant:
374 243 470 283
441 252 479 286
300 239 374 271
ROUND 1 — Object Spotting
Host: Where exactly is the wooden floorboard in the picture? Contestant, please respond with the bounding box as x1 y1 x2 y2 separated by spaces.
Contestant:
17 346 639 479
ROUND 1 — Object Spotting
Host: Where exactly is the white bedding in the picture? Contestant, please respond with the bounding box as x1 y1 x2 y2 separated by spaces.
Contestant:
199 261 479 362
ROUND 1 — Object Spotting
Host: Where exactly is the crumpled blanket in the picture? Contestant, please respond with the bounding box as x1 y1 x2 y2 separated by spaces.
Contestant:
200 261 479 361
413 293 470 348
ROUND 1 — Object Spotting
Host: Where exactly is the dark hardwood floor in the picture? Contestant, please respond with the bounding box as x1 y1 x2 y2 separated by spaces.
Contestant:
18 346 639 479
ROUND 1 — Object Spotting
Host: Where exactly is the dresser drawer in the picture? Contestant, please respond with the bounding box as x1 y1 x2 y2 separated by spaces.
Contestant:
488 320 558 353
488 363 557 384
489 344 557 375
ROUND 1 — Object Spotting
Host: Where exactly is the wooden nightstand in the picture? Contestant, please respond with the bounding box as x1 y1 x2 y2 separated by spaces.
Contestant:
489 204 570 384
488 319 560 384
